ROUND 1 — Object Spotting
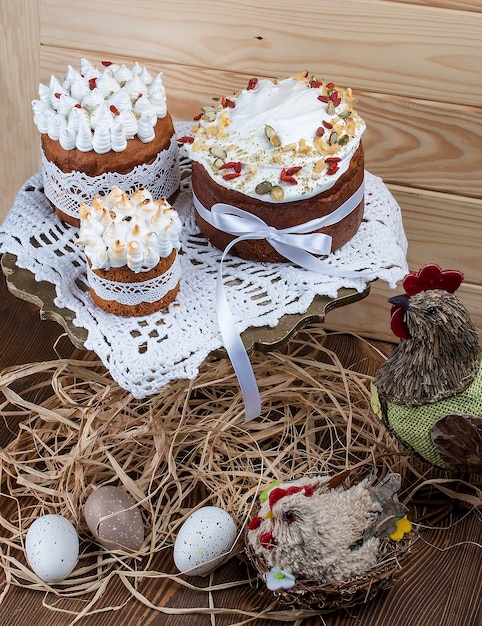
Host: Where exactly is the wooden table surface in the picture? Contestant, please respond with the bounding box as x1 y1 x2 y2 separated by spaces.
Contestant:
0 274 481 626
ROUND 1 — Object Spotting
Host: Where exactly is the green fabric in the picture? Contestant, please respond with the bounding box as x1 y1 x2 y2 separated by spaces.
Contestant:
377 363 482 469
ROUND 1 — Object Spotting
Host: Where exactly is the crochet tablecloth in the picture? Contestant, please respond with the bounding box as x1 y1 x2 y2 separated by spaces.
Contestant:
0 123 408 398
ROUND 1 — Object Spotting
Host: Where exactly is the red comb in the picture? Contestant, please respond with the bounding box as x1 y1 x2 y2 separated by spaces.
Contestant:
268 485 314 509
402 264 463 296
390 265 464 340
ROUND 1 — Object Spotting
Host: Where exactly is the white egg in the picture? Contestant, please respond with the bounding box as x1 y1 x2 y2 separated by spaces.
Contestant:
25 514 79 583
173 506 238 576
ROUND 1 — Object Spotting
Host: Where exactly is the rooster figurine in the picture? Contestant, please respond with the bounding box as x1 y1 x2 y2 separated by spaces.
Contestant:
246 472 408 583
372 264 482 473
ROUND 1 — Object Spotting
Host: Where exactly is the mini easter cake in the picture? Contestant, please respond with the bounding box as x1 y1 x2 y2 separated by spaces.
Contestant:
183 71 366 263
32 59 180 226
76 186 182 316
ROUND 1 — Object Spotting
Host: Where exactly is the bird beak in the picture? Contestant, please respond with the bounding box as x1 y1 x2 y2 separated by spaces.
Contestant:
388 293 409 310
264 511 274 520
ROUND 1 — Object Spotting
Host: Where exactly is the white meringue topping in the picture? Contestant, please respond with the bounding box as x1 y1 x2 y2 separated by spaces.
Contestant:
33 59 168 154
77 186 182 272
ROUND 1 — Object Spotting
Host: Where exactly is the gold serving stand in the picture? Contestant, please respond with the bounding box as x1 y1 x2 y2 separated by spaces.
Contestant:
1 252 370 354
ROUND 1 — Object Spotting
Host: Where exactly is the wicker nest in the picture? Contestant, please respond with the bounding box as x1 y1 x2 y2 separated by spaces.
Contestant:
245 523 416 611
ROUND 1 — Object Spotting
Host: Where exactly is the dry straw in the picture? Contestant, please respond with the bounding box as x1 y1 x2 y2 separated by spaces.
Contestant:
0 326 477 623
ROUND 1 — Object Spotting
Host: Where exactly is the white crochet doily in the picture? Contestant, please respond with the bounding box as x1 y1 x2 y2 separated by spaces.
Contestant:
0 123 408 398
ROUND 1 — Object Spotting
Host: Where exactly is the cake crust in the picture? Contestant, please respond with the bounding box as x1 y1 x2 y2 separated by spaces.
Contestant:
192 143 365 263
41 115 175 177
89 249 180 316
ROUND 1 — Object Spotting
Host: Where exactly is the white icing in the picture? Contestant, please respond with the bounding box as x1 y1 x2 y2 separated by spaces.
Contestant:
59 126 77 150
185 74 366 203
137 114 156 143
76 124 94 152
47 113 65 141
77 186 182 272
33 59 168 154
110 122 127 152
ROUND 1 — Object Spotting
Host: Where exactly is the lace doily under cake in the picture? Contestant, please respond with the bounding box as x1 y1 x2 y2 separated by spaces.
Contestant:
41 133 180 220
0 123 408 399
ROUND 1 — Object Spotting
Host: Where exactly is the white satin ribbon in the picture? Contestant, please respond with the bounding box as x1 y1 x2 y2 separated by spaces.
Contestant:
194 181 374 422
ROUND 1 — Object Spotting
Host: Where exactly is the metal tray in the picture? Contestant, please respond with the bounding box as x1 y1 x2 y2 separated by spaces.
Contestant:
1 252 370 354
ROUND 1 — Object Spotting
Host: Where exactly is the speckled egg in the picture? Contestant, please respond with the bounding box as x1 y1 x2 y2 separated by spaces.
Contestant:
84 486 144 552
173 506 238 576
25 514 79 583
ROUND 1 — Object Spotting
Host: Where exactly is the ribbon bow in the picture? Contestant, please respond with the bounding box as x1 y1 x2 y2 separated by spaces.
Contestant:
193 181 373 421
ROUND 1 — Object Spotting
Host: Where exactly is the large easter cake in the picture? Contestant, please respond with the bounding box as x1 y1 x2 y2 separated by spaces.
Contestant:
183 71 366 263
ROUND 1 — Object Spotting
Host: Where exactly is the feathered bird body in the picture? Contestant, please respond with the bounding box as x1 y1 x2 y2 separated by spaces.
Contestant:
247 473 407 582
372 265 482 472
375 289 480 406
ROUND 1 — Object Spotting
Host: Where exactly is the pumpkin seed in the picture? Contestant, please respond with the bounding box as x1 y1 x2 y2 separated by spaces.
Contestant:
327 101 336 115
255 180 273 195
212 158 225 170
270 185 285 202
329 131 339 145
339 110 352 119
202 110 217 122
338 134 350 146
264 124 281 147
209 146 227 159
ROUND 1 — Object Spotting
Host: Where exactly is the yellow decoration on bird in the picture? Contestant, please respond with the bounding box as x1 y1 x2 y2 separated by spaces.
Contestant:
390 515 412 541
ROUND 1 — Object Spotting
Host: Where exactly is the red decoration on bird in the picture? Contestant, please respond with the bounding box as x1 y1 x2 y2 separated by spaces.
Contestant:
268 485 313 509
390 264 464 340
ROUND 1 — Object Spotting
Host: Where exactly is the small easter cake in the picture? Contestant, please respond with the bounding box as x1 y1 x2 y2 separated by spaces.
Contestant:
77 186 182 316
183 71 366 263
32 58 180 226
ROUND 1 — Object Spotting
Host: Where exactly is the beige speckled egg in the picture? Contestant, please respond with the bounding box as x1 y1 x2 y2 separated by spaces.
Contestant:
173 506 238 576
84 486 144 552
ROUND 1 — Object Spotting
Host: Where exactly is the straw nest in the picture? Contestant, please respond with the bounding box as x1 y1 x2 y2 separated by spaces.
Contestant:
0 326 474 622
245 484 416 611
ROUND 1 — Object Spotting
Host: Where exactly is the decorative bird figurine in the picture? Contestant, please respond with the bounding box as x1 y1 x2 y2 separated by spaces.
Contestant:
246 471 408 583
372 264 482 473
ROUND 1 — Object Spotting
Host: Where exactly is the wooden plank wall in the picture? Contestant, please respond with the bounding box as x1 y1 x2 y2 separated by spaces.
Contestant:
1 0 481 341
